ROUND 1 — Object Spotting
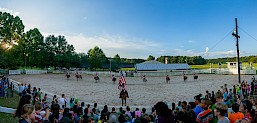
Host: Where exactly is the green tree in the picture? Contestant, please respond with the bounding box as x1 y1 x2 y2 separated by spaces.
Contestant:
112 54 121 70
147 55 155 61
17 28 44 68
0 12 24 47
87 46 106 69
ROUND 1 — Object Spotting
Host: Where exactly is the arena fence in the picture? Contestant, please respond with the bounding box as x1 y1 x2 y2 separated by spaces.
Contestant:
8 79 152 112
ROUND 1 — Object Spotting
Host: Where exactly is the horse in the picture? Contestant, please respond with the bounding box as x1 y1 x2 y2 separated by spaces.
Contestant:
143 78 147 83
94 76 100 83
166 76 170 83
193 75 198 81
183 76 188 81
76 74 82 81
112 77 116 84
65 74 70 79
120 91 128 106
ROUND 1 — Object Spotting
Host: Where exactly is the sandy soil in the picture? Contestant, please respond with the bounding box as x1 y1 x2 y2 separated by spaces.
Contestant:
8 74 254 107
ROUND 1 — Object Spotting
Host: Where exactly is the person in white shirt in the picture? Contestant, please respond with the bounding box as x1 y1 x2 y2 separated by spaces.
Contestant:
59 94 67 109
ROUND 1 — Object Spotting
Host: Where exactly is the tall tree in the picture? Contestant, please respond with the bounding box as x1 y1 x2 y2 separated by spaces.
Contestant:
17 28 44 68
87 46 106 69
0 12 24 47
147 55 155 61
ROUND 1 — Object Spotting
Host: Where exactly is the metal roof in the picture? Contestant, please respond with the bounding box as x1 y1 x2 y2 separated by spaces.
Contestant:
136 60 191 71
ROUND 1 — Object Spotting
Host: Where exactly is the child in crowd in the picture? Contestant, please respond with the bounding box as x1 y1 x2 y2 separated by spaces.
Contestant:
196 98 213 123
214 102 229 123
34 101 44 123
229 103 244 123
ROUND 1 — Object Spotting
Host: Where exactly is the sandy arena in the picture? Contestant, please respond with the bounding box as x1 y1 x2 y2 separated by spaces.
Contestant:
8 74 254 107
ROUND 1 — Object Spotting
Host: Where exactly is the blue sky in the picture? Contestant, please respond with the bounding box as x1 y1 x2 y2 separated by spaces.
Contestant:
1 0 257 59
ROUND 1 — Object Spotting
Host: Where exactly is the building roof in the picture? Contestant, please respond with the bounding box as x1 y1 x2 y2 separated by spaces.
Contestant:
135 60 191 71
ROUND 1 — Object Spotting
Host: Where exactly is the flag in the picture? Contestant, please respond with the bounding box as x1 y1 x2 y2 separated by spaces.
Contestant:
118 72 126 90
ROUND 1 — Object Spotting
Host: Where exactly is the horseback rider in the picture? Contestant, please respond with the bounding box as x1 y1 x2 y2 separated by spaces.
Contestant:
119 87 129 98
95 73 99 80
166 75 170 83
143 75 147 82
66 70 70 78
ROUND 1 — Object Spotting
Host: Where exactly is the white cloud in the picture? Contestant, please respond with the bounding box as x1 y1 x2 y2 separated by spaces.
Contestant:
42 32 162 58
205 47 209 53
0 8 20 16
41 32 250 59
157 47 244 59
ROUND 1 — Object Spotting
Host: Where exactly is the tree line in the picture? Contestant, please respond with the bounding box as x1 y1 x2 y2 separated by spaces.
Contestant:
1 12 256 70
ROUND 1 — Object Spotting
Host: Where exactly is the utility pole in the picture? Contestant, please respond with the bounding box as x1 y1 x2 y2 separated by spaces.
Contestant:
232 18 241 83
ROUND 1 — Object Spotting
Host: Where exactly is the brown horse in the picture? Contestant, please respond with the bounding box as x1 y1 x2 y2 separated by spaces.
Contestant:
76 74 82 81
194 75 198 81
66 74 70 79
94 76 100 83
112 77 116 84
183 76 188 81
121 91 128 106
166 76 170 83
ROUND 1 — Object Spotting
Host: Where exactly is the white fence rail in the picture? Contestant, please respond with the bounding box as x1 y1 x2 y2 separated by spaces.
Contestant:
9 70 21 75
25 70 47 74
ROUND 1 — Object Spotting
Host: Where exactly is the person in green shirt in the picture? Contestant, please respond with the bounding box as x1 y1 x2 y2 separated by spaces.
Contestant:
37 88 42 100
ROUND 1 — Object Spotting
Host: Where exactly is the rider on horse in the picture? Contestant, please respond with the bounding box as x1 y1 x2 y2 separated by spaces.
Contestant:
66 71 70 78
142 75 147 82
119 87 129 98
166 75 170 83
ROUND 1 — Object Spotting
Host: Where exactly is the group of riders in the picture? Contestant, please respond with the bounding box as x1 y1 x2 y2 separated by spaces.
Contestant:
65 71 198 104
141 72 198 83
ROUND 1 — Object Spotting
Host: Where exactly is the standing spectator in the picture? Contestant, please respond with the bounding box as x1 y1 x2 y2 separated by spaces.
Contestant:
53 95 58 103
27 84 31 94
194 95 203 116
4 82 8 98
59 94 67 109
239 100 254 123
154 101 174 123
23 83 27 93
229 103 244 123
214 102 229 123
37 88 42 100
196 98 213 123
94 103 100 115
15 94 32 118
43 93 47 101
109 107 118 123
101 105 110 120
18 84 23 99
35 101 44 123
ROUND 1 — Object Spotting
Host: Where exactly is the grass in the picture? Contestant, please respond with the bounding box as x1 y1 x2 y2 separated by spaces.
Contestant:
0 90 19 123
190 63 227 69
0 90 19 109
120 68 136 71
190 62 257 69
0 112 18 123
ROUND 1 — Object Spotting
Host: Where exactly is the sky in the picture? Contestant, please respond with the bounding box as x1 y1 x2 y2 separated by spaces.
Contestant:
1 0 257 59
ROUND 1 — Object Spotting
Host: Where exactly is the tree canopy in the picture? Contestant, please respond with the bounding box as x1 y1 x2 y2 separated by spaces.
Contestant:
0 11 256 70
